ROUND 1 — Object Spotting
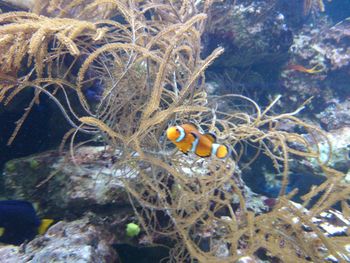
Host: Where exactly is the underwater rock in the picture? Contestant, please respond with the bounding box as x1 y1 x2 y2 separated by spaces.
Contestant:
203 1 292 68
0 217 118 263
3 146 132 217
316 127 350 173
316 98 350 131
181 157 269 214
289 127 350 176
280 17 350 111
0 245 21 262
203 0 293 101
321 19 350 70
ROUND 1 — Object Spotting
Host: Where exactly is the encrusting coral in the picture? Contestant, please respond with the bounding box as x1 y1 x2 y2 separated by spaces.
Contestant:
0 0 349 262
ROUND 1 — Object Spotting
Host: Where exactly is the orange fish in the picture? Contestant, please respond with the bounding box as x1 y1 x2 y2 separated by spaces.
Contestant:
166 123 230 159
286 63 325 74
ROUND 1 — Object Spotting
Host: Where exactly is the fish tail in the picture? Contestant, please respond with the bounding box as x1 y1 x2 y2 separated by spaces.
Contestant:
38 219 54 235
213 143 231 159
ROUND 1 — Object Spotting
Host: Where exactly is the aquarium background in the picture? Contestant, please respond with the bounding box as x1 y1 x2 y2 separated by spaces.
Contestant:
0 0 349 262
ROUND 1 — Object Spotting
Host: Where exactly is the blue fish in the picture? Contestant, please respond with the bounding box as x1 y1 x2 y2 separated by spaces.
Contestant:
0 200 53 245
84 80 104 103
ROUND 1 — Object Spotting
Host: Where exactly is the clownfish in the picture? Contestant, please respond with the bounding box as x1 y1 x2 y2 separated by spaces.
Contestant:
166 123 230 159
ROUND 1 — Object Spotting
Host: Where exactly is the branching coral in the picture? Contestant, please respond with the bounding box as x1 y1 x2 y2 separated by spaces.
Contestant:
118 94 349 262
0 11 111 144
0 1 348 262
32 0 118 20
303 0 328 17
0 12 105 75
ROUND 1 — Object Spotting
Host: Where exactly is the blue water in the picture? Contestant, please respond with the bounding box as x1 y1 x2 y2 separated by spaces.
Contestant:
0 1 349 262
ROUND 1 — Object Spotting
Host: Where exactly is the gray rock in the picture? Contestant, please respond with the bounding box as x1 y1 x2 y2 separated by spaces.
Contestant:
289 127 350 176
203 1 292 68
280 17 350 111
0 217 118 263
316 99 350 131
0 246 21 263
3 146 132 217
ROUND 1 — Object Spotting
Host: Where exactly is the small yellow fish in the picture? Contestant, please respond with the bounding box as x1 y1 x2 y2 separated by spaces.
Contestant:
166 123 230 159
